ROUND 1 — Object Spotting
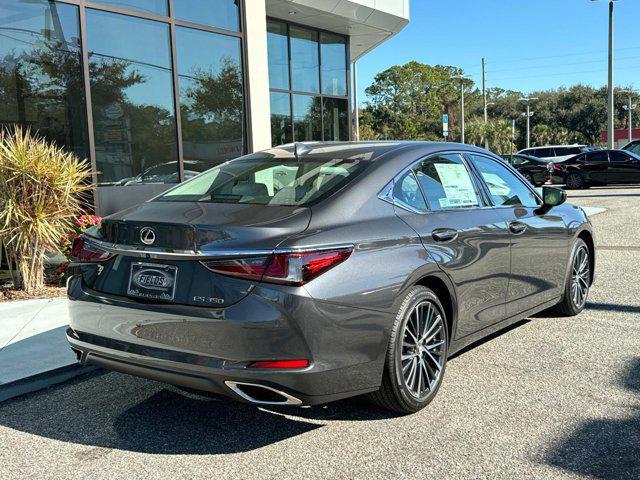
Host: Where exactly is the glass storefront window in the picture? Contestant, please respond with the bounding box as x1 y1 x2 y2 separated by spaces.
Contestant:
323 98 349 141
174 0 239 31
0 0 88 160
270 92 291 146
320 33 347 97
267 21 349 146
176 26 244 171
86 9 178 186
267 20 289 91
290 26 319 94
92 0 167 16
292 94 321 142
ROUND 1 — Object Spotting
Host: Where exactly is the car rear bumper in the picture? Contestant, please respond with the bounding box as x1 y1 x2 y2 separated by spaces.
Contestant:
66 275 387 406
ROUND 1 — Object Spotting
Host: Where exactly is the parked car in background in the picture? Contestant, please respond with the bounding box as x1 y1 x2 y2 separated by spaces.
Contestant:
551 149 640 189
518 145 590 162
500 154 551 187
622 140 640 155
67 141 594 414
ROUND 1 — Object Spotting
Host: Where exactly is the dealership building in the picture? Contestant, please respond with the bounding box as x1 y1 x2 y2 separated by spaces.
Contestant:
0 0 409 214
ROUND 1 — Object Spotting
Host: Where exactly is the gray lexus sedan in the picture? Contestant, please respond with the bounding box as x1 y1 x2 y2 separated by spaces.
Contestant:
67 142 595 414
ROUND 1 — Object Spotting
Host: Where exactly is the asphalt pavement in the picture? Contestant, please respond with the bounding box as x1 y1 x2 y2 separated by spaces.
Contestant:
0 186 638 480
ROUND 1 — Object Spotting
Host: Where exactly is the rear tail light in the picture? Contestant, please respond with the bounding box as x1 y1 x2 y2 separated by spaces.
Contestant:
71 237 113 263
201 247 353 286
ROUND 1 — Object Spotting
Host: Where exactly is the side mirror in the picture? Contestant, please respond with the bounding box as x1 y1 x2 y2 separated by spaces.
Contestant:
542 186 566 207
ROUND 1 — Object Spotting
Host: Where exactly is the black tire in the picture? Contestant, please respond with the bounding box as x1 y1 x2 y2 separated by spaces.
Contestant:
367 286 449 414
565 173 585 190
551 238 591 316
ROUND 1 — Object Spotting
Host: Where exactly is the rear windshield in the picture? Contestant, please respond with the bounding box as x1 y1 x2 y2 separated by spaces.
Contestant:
156 156 372 206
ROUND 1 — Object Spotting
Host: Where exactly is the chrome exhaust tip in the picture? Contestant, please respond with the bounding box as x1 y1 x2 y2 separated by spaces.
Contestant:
224 381 302 406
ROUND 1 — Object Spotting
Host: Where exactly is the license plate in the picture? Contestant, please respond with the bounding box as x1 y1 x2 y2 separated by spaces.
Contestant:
127 262 178 301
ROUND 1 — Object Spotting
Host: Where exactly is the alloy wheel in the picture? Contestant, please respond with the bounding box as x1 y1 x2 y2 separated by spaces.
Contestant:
401 301 446 399
566 174 583 189
571 245 590 309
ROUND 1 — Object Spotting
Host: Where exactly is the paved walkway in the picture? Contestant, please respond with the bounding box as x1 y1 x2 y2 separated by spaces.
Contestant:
0 299 80 398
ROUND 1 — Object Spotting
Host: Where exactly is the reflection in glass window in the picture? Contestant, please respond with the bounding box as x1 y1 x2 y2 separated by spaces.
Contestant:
267 20 289 90
293 95 321 142
323 98 348 141
320 33 347 96
86 9 178 186
270 92 292 146
176 26 244 171
174 0 239 31
290 26 319 94
393 171 426 211
0 0 88 159
92 0 167 16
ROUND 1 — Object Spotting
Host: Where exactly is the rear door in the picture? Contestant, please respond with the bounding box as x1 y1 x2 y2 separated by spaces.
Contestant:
582 151 609 183
466 153 569 316
608 150 640 184
391 153 512 338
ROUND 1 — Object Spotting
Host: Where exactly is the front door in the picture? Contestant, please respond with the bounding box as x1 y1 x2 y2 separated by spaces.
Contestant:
392 153 512 339
581 151 610 184
608 150 640 184
467 154 569 317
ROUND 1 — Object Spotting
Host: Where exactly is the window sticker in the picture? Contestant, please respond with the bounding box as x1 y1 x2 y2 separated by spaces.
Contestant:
433 163 479 207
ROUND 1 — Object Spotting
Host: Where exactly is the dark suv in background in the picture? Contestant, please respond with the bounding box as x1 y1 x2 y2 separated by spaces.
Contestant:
551 149 640 189
500 154 551 187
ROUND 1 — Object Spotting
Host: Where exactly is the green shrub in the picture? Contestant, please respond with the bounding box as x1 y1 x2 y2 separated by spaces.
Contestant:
0 127 92 294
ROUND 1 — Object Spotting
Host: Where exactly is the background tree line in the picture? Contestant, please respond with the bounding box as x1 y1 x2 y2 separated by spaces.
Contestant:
359 61 638 152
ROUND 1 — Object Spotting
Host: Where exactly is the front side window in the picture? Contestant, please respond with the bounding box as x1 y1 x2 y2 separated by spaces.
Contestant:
414 154 480 211
609 151 629 163
159 155 371 206
469 154 539 208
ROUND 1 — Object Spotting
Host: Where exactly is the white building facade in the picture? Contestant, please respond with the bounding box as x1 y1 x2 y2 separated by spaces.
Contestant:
0 0 409 214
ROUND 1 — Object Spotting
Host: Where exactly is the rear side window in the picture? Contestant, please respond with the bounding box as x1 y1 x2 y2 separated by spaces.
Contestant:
413 154 480 211
393 171 427 211
468 154 539 208
586 151 608 163
533 148 553 157
158 156 372 206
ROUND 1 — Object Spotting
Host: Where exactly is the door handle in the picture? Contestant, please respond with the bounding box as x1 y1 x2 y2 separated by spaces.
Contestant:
509 221 527 235
432 228 459 243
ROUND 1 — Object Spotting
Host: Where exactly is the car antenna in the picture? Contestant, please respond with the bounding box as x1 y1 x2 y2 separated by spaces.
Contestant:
294 142 311 162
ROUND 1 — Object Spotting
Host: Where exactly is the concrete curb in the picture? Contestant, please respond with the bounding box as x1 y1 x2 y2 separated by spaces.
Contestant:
0 363 100 403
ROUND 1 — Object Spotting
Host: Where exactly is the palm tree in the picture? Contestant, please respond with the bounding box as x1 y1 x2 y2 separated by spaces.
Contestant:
531 124 552 146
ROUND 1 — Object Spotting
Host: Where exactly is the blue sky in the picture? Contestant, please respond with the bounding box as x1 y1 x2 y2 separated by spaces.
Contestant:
357 0 640 102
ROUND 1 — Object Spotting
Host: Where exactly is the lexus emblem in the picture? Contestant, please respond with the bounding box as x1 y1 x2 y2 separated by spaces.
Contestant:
140 227 156 246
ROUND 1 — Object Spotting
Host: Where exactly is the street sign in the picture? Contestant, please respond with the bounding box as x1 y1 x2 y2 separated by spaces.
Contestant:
443 114 449 138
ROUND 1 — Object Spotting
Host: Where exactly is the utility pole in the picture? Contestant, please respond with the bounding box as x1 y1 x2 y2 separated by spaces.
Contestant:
453 74 468 143
482 58 488 148
593 0 619 147
622 90 637 143
353 61 360 141
519 97 538 149
607 0 615 149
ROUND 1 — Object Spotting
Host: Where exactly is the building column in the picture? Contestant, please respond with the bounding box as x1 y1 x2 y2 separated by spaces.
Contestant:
244 1 272 152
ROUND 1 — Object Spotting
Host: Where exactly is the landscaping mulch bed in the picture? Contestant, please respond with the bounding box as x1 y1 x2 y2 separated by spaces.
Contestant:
0 270 67 302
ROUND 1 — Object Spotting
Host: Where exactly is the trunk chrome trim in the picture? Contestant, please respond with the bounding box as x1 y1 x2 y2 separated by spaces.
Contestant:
84 236 355 260
224 381 303 406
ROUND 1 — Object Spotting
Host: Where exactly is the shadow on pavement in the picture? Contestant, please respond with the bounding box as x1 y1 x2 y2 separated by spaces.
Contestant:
0 371 324 455
544 357 640 479
585 302 640 314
